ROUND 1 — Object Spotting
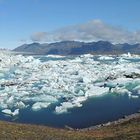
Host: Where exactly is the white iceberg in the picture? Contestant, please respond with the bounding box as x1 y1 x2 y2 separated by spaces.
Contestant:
2 109 19 116
85 86 109 97
0 51 140 115
32 102 50 111
98 56 114 60
55 102 81 114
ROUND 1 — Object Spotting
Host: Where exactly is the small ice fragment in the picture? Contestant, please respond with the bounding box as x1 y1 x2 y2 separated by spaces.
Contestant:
112 87 131 94
85 86 108 97
55 101 83 114
98 56 114 60
133 85 140 91
15 101 26 109
12 109 19 116
2 109 19 116
55 106 67 114
32 102 50 111
2 109 12 115
131 95 139 98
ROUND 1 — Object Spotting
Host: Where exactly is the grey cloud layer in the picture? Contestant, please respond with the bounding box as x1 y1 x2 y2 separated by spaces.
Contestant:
31 20 140 44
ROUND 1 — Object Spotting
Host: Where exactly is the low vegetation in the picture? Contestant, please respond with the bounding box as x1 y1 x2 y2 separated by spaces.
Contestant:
0 115 140 140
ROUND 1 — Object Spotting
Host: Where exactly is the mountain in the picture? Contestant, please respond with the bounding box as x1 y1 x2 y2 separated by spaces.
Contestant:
13 41 140 55
13 43 49 54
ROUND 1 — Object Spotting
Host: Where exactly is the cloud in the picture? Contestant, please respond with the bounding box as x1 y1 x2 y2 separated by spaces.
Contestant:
30 20 140 44
31 32 47 42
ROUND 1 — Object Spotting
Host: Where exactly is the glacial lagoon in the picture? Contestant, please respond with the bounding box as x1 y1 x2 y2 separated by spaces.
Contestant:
0 51 140 128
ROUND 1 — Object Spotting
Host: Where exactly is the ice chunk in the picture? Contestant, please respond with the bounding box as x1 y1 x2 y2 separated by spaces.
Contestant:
80 54 93 58
1 51 140 115
118 58 129 63
112 87 131 94
32 102 50 111
121 52 132 58
55 106 67 114
2 109 19 116
72 96 87 106
133 85 140 90
131 95 139 98
12 109 19 116
85 86 108 97
55 102 81 114
98 56 114 60
15 101 26 109
112 78 133 86
2 109 12 115
6 96 15 107
46 55 65 58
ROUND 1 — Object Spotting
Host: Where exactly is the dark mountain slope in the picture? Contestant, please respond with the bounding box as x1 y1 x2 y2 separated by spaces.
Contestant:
13 41 140 55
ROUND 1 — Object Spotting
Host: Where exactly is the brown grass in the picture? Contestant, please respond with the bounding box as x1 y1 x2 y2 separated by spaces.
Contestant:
0 116 140 140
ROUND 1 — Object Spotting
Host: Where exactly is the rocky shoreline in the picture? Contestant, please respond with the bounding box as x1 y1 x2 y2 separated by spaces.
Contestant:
0 111 139 140
78 111 140 131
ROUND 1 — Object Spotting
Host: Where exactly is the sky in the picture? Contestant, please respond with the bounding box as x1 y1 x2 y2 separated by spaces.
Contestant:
0 0 140 49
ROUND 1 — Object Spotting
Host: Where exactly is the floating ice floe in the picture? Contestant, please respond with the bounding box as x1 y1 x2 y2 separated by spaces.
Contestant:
55 101 82 114
120 52 132 58
32 102 51 111
2 109 19 116
85 86 109 97
98 56 114 60
0 51 140 115
46 55 65 58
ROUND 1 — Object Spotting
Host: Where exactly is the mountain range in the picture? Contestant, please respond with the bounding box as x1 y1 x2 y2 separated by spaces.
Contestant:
13 41 140 55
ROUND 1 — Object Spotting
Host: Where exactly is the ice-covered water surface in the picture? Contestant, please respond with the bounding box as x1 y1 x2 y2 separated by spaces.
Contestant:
0 51 140 117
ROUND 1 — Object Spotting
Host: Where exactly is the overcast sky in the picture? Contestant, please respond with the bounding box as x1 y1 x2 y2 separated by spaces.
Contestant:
0 0 140 49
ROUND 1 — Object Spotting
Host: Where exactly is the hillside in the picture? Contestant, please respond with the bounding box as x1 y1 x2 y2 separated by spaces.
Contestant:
13 41 140 55
0 113 140 140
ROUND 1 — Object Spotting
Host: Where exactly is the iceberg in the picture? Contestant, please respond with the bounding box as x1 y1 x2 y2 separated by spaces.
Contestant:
98 56 114 60
85 86 109 97
32 102 50 111
2 109 19 116
55 101 82 114
15 101 26 109
0 50 140 116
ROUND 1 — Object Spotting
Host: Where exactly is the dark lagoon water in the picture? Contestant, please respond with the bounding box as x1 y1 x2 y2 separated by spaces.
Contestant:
0 94 140 128
0 54 140 129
